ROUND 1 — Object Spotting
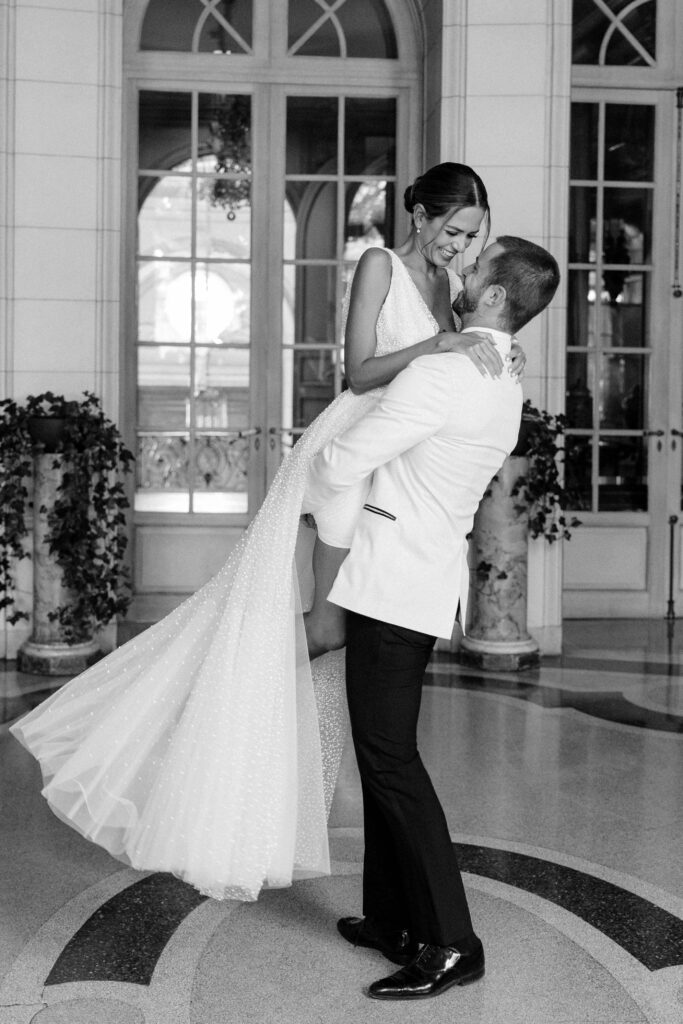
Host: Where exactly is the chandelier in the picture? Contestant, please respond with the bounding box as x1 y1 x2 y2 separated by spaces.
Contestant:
202 95 251 220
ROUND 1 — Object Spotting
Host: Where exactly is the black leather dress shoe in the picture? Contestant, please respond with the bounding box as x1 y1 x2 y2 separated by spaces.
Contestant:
367 940 485 1000
337 916 419 966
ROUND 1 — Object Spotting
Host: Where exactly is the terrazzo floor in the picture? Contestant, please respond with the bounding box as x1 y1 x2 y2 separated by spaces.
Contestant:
1 619 682 1023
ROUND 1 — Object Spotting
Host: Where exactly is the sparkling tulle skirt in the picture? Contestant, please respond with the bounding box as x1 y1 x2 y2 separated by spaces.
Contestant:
11 387 380 901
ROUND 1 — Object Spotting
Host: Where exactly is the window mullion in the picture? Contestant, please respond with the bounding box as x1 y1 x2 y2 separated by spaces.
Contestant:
593 100 606 511
336 95 345 396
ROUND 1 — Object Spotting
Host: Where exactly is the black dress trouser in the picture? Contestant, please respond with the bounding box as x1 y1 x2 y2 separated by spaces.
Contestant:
345 610 475 947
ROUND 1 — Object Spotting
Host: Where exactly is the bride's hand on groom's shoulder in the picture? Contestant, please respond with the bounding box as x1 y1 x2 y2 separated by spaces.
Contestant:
508 341 526 381
434 331 504 379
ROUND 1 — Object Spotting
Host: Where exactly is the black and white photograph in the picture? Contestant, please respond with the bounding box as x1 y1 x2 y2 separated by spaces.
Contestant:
1 1 682 1022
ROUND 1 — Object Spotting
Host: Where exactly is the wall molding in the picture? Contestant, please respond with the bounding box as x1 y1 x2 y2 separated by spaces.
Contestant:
95 0 124 418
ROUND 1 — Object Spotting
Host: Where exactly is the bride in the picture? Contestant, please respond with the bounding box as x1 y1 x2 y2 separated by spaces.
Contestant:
11 163 524 901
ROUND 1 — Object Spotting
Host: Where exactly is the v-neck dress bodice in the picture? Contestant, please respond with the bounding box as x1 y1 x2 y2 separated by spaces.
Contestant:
372 248 463 349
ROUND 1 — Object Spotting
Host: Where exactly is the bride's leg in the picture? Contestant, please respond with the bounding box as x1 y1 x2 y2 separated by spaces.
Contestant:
305 536 348 659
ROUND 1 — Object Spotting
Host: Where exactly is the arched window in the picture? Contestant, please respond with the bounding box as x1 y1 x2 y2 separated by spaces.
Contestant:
572 0 656 66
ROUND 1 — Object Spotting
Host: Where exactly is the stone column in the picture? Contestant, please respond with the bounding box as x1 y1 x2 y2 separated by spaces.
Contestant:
435 0 572 655
458 457 540 671
17 453 102 675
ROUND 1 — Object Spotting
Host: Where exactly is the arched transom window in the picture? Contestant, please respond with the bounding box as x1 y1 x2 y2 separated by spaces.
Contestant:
572 0 656 66
140 0 397 57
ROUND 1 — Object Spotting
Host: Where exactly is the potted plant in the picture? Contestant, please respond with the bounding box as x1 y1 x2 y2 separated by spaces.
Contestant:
0 391 134 672
24 392 81 452
458 400 581 670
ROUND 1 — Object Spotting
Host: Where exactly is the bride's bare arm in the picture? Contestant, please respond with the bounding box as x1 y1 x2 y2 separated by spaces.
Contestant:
344 249 504 394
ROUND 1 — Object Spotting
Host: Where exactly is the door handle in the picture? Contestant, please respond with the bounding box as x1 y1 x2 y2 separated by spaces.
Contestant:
643 429 665 452
223 426 261 449
268 426 297 451
231 427 261 438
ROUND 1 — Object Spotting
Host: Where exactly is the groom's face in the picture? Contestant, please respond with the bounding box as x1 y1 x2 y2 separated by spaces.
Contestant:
453 242 504 318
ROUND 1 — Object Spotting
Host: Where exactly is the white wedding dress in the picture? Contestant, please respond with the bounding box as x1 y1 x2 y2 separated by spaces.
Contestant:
11 250 463 901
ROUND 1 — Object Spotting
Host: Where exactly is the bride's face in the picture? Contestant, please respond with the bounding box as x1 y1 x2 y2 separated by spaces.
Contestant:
418 205 484 266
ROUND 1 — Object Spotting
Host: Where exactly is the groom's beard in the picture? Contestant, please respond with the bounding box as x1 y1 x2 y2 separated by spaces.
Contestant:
453 281 482 318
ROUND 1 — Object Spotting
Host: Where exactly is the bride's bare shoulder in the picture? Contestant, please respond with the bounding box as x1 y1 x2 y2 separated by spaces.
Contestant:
357 245 392 265
353 246 393 287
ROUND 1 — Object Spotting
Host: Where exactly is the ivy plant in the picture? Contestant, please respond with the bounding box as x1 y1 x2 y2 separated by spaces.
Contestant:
0 399 32 624
0 391 134 641
511 399 582 543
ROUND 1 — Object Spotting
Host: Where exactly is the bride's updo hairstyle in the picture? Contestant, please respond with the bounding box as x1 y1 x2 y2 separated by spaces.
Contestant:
404 162 490 245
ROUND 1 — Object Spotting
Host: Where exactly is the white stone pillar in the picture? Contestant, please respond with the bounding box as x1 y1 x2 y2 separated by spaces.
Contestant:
17 454 102 675
428 1 572 655
459 457 540 670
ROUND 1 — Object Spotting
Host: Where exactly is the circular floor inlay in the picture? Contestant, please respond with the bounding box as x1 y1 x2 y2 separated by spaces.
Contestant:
191 875 648 1024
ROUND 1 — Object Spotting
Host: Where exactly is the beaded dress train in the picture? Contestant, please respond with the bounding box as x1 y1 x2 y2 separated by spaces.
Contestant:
11 250 463 901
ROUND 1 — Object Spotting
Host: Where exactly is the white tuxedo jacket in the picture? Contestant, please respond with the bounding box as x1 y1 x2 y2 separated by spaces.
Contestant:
302 331 523 639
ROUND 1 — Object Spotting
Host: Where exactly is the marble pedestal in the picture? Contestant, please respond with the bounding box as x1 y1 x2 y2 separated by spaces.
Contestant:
458 456 540 671
17 453 102 676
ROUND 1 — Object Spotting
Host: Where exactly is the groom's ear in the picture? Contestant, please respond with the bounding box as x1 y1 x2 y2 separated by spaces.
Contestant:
482 283 506 309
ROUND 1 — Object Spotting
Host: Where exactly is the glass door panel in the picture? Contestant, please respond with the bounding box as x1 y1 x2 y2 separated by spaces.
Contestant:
566 98 654 513
196 178 251 260
137 89 253 515
285 97 338 174
138 175 193 257
604 104 654 180
597 436 648 511
280 94 396 449
344 98 397 174
564 73 683 618
565 436 593 511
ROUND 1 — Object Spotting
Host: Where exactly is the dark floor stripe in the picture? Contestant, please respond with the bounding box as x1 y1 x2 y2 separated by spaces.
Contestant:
456 843 683 971
45 873 207 985
44 844 683 986
426 668 683 733
558 655 683 678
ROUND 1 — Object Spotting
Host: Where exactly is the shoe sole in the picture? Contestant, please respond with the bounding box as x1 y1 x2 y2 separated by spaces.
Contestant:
367 964 485 1000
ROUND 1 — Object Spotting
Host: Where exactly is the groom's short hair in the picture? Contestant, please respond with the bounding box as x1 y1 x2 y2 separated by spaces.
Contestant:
487 236 560 334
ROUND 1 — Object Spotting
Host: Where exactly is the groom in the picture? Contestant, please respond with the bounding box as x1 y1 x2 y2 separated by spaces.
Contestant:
303 236 560 1000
